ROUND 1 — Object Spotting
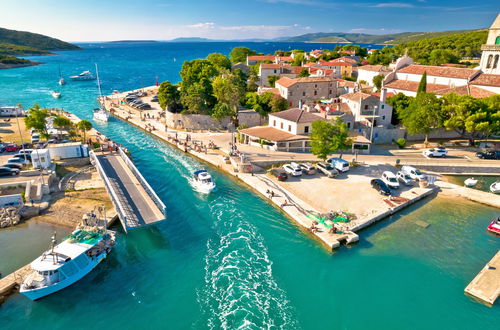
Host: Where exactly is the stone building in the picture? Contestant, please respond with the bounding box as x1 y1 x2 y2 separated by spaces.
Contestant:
275 77 339 108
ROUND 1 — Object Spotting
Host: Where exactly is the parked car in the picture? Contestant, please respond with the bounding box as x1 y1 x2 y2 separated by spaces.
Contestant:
371 179 391 196
151 95 159 102
1 163 23 170
316 162 339 178
328 157 350 172
423 148 448 157
20 142 32 149
0 167 20 176
381 171 400 189
299 163 316 175
4 143 20 152
31 133 40 144
397 171 414 186
0 144 5 153
283 164 302 177
13 153 32 161
270 168 288 181
401 165 426 181
476 150 500 160
136 103 151 110
18 148 33 155
7 157 29 166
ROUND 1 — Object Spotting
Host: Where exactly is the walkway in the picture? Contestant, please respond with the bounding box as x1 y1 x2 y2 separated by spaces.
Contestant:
465 250 500 306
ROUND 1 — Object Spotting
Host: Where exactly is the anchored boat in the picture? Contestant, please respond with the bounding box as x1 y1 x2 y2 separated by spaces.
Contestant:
20 227 115 301
92 64 109 122
464 177 478 187
487 216 500 235
192 170 216 193
490 181 500 194
51 91 61 99
69 70 96 81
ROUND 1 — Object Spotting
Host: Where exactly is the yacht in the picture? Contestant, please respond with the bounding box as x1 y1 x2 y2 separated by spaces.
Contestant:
20 228 115 301
69 70 96 81
93 108 109 122
51 91 61 99
192 170 216 193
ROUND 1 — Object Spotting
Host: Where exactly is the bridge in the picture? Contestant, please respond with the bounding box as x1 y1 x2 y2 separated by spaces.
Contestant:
90 147 166 232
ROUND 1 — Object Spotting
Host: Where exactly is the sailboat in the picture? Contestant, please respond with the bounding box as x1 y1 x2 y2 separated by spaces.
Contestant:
92 64 109 122
58 65 65 85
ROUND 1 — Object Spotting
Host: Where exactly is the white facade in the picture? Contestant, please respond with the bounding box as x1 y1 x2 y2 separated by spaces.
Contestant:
268 115 314 135
47 142 89 159
31 149 51 169
0 106 24 117
479 13 500 75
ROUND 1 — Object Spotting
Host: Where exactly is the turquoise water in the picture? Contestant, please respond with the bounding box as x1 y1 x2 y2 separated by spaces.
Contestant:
445 175 500 193
0 43 499 329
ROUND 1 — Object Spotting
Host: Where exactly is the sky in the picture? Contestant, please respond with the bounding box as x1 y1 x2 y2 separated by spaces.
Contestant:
0 0 498 41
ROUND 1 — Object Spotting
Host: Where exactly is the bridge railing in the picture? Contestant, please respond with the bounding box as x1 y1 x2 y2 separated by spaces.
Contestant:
118 147 167 218
90 150 129 233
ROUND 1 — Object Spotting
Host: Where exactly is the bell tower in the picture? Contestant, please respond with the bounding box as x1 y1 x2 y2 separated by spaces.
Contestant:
480 13 500 74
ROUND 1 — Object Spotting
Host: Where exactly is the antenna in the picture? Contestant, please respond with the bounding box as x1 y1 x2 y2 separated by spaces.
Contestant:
51 232 58 264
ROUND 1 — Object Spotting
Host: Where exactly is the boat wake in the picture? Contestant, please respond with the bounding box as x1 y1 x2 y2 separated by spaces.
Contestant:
196 197 298 329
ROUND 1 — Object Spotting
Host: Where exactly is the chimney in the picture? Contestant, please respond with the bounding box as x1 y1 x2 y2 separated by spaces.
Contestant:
380 88 387 103
299 99 303 109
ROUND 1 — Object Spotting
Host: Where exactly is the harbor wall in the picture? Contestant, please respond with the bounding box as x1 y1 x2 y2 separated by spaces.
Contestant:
165 109 262 131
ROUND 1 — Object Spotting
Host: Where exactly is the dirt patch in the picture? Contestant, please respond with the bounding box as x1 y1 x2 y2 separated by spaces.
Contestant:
34 188 114 227
0 118 32 145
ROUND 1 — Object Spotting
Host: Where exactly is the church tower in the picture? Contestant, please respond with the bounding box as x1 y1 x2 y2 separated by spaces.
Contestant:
480 13 500 74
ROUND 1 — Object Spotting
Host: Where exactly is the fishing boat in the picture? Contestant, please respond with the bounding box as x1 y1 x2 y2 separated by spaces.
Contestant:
92 64 109 122
490 181 500 194
20 227 115 301
487 216 500 235
69 70 96 81
464 177 478 187
51 91 61 99
192 170 216 193
58 65 65 85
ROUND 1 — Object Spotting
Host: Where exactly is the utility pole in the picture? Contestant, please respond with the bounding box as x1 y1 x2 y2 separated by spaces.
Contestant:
14 106 27 162
369 105 378 143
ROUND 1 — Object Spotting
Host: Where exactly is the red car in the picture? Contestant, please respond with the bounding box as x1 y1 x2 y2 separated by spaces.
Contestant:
5 144 20 152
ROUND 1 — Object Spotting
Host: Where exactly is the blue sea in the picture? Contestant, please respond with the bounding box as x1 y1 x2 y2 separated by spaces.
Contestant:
0 42 499 329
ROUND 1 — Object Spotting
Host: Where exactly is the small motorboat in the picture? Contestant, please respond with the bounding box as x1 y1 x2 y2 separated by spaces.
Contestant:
487 216 500 235
58 78 65 86
51 91 61 99
69 70 96 81
464 177 478 187
192 170 216 194
490 181 500 194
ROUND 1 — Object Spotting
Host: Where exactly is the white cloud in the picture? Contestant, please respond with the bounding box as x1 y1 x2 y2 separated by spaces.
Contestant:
372 2 415 8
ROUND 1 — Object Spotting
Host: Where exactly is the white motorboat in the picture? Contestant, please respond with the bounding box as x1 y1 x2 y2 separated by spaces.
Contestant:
93 108 109 122
69 70 96 81
490 181 500 194
51 91 61 99
58 65 65 85
192 170 216 193
20 228 115 301
464 177 478 187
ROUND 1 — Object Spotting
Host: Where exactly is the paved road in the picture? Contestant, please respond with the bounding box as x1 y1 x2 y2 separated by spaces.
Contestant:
97 153 164 228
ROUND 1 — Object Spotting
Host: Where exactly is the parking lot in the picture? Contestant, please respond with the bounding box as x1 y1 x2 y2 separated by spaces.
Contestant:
270 163 424 219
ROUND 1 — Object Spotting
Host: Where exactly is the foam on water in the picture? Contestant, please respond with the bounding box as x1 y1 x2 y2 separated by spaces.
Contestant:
196 196 298 329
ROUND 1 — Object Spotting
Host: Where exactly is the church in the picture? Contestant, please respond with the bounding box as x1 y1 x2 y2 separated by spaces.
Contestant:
366 14 500 97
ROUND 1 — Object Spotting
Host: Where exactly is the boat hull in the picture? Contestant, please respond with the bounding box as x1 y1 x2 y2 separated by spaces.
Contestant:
20 252 107 301
487 220 500 235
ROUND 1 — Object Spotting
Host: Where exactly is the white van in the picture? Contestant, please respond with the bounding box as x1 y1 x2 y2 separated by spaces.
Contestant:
328 157 349 172
31 133 40 144
401 165 426 181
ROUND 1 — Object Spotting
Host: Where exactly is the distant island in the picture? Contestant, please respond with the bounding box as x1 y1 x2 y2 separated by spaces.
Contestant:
0 27 80 69
105 40 159 43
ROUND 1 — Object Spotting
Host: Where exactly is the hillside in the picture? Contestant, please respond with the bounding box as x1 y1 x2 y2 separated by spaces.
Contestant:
0 27 80 50
390 29 485 44
0 43 50 56
286 32 418 44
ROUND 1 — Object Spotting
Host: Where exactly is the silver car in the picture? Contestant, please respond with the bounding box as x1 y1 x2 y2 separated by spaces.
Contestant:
317 162 339 178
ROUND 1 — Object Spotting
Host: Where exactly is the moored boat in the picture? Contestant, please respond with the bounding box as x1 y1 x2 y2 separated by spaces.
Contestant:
93 108 109 122
464 177 478 187
192 170 216 193
51 91 61 99
490 181 500 194
487 216 500 235
69 70 96 81
20 228 115 301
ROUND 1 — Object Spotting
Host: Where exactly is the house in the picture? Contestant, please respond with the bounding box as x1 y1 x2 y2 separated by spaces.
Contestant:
232 62 250 75
275 77 339 108
357 65 393 85
0 106 24 117
258 64 304 87
317 61 354 78
247 55 293 66
238 108 325 152
339 89 393 128
315 102 356 129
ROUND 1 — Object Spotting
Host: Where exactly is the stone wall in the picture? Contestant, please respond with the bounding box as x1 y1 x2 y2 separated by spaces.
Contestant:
365 127 462 144
165 109 263 131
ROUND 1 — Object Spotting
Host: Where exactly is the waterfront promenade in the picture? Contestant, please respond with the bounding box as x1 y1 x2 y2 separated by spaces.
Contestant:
465 250 500 306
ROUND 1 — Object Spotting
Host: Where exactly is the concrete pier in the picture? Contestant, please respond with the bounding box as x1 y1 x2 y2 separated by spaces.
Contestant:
465 250 500 306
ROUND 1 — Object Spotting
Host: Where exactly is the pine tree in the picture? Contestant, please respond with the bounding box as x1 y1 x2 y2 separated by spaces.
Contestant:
417 72 427 95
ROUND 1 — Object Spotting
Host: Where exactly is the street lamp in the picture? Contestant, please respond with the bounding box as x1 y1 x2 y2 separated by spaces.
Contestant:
369 105 378 143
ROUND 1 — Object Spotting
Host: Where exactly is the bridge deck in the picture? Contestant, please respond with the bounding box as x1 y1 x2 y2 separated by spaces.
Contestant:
95 151 165 229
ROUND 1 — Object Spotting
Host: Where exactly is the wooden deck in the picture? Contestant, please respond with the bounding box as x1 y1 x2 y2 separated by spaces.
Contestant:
465 250 500 306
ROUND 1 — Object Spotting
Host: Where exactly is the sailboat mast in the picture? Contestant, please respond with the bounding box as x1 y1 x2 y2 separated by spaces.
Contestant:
95 63 104 106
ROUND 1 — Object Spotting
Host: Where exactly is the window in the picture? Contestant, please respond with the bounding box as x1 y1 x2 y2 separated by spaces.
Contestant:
494 55 499 69
290 91 293 96
302 91 305 96
304 126 309 133
381 105 385 109
364 105 368 110
382 115 386 120
280 122 283 129
273 120 276 127
347 122 351 129
487 55 493 68
314 91 317 96
315 84 317 88
288 125 291 132
329 90 332 94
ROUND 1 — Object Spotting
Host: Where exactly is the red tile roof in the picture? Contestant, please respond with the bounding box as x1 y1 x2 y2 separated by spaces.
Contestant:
239 126 307 142
279 56 293 62
470 73 500 87
340 92 375 102
260 63 280 69
358 65 391 73
397 64 480 80
248 55 275 61
385 80 450 92
270 108 326 123
434 85 496 98
320 61 353 67
276 76 337 88
333 57 357 64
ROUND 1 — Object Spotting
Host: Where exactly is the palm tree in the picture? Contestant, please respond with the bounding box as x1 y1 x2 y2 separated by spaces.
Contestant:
52 116 73 140
77 120 92 143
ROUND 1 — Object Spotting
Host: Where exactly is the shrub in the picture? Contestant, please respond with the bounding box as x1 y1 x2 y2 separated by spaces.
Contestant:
395 138 406 149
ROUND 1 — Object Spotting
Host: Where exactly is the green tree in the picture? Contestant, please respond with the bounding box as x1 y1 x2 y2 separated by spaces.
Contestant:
24 104 49 139
269 96 289 112
268 75 279 87
310 118 351 160
212 71 246 121
206 53 231 70
292 53 305 66
417 72 427 95
386 93 412 125
298 68 310 77
428 49 458 65
52 116 73 139
158 81 182 112
76 120 92 142
372 74 384 91
179 59 218 114
397 93 443 143
229 47 256 63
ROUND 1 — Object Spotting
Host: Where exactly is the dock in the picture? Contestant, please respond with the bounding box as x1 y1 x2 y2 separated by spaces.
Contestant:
465 250 500 306
90 147 166 232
